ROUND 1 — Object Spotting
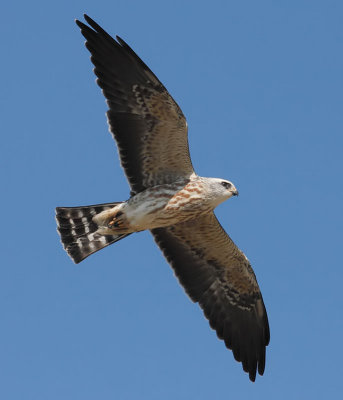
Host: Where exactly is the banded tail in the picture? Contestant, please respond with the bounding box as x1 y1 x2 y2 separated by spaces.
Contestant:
55 202 130 263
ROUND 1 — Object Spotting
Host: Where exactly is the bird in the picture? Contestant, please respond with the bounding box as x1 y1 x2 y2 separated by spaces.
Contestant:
55 14 270 382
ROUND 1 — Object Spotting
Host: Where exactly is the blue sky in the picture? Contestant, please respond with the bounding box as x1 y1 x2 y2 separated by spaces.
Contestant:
1 0 342 398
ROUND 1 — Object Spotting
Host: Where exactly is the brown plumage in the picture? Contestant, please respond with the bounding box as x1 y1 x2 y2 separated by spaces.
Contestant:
56 14 270 382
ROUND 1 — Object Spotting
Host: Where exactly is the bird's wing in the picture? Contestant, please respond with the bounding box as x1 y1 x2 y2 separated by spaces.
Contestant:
76 15 194 195
151 213 270 382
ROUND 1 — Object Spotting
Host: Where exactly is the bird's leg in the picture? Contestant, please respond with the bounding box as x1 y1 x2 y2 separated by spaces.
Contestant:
92 205 129 233
107 210 126 229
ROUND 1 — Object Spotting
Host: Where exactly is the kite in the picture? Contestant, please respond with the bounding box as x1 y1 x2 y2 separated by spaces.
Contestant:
56 15 270 381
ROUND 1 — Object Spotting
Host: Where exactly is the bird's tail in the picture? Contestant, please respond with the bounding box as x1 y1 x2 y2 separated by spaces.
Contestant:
55 202 130 263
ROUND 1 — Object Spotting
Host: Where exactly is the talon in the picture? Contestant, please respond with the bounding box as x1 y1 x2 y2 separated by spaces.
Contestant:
108 219 123 229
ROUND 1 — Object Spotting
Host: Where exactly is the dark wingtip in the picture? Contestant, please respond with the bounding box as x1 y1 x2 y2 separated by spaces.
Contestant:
76 14 117 46
258 347 266 376
83 14 106 35
249 371 256 382
83 14 93 25
75 19 83 29
74 15 96 30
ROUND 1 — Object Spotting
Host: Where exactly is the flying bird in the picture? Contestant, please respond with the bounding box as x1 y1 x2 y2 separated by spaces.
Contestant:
56 14 270 382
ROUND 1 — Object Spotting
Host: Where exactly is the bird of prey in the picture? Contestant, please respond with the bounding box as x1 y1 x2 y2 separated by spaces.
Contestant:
55 14 270 382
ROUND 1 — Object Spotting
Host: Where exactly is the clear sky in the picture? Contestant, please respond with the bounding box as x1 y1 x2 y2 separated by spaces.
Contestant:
1 0 342 399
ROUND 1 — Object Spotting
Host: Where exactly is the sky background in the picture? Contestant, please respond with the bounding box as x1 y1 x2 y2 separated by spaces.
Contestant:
1 0 342 399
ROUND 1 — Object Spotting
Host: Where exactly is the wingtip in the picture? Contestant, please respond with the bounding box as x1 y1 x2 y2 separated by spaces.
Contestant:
257 349 266 376
75 14 96 29
75 19 83 29
249 372 256 382
83 14 93 25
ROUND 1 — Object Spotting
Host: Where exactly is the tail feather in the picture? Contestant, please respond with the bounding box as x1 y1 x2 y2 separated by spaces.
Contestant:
55 202 130 263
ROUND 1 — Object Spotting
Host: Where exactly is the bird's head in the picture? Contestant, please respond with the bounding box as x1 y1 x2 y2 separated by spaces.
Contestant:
205 177 239 208
218 179 239 198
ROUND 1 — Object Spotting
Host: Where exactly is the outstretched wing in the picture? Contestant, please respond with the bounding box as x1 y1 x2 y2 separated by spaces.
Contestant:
151 213 270 382
76 15 194 195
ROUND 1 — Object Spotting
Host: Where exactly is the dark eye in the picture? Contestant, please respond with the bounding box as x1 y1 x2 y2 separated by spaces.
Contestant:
221 181 232 189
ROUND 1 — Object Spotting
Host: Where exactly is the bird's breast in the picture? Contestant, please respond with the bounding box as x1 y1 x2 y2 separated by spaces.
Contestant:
124 180 213 231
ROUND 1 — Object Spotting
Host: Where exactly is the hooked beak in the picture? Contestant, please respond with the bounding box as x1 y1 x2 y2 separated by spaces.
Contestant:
232 189 239 197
